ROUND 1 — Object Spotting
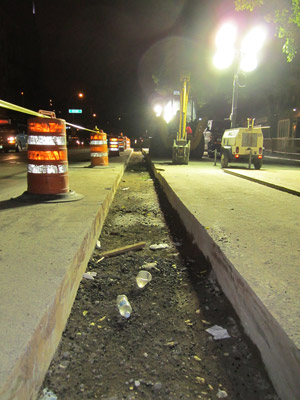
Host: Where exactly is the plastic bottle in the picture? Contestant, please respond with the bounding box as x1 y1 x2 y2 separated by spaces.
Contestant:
116 295 132 318
136 270 152 288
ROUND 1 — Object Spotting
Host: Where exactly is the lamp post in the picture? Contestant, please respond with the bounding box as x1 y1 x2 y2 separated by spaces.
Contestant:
213 23 266 128
230 72 239 128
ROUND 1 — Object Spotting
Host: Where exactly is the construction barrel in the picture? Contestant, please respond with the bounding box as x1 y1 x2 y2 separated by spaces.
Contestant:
108 136 120 156
118 135 125 152
27 117 69 194
90 129 108 167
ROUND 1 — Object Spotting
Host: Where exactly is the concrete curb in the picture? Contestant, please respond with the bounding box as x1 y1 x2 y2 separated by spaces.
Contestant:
145 154 300 400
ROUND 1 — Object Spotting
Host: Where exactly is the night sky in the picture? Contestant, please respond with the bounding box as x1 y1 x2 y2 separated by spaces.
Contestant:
33 0 236 133
1 0 291 136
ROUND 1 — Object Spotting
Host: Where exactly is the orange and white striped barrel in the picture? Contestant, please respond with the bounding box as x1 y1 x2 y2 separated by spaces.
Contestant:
118 135 125 152
90 130 108 166
108 136 120 156
27 117 69 195
126 137 131 149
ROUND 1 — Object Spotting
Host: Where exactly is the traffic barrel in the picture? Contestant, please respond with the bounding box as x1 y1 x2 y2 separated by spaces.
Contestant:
90 129 108 166
27 117 69 195
126 137 131 149
118 135 125 152
108 136 120 156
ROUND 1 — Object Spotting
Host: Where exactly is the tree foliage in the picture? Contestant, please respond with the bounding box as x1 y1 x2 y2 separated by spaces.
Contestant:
235 0 300 61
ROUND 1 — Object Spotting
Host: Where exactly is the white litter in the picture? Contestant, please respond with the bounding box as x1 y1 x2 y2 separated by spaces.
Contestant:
39 388 57 400
217 389 228 398
205 325 230 340
96 240 101 249
149 243 169 250
82 271 97 280
141 262 160 271
122 187 129 191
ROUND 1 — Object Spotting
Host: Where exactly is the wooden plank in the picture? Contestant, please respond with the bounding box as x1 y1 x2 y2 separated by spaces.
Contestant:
98 241 146 258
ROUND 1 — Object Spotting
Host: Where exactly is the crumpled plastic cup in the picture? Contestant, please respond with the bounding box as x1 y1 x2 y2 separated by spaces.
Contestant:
136 270 152 288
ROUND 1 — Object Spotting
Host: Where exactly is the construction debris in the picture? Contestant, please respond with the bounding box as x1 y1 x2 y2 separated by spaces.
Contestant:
99 241 146 258
82 271 97 280
149 243 169 250
206 325 230 340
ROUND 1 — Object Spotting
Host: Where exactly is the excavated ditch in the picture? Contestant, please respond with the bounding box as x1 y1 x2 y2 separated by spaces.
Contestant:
39 152 278 400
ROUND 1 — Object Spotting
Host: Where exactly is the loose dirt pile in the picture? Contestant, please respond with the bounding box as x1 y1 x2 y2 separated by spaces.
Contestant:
39 152 278 400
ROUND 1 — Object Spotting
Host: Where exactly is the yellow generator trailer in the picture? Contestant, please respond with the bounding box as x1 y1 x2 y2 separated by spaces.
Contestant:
220 120 263 169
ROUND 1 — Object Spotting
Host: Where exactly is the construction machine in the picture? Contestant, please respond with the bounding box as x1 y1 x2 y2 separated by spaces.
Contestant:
172 73 191 164
149 74 206 161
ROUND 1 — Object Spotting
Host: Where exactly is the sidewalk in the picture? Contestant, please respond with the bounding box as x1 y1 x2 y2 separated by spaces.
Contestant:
0 150 132 400
224 165 300 196
147 156 300 400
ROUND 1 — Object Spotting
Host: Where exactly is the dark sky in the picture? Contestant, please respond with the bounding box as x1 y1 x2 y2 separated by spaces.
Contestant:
33 0 233 132
3 0 290 135
35 2 202 109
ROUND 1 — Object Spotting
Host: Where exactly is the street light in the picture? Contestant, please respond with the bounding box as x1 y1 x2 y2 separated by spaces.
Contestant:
153 101 177 123
213 22 267 128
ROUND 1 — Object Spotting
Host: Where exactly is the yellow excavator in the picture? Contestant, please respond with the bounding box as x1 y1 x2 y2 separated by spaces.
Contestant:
149 73 206 162
172 73 191 164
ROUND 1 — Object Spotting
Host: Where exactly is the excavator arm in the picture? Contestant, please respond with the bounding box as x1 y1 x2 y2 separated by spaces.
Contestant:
172 73 191 164
177 74 190 142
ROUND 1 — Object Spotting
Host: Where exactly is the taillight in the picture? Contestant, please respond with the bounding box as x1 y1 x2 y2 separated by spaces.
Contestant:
258 155 262 159
7 136 16 144
236 146 239 153
259 147 262 154
235 154 239 159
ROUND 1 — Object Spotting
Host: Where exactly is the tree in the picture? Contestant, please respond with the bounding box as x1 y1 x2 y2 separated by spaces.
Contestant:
235 0 300 61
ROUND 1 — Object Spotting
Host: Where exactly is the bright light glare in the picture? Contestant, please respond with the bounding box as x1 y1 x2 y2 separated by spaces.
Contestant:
213 48 235 69
153 104 162 117
163 101 174 123
241 26 267 55
215 23 237 48
239 54 258 72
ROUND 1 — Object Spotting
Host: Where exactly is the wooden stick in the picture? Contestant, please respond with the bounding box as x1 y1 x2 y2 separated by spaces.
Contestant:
99 241 146 258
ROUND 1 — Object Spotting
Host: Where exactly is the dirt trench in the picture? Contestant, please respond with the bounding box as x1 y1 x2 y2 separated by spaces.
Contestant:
39 152 278 400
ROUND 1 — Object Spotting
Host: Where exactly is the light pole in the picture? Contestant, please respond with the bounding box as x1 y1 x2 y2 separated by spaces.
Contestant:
213 23 267 128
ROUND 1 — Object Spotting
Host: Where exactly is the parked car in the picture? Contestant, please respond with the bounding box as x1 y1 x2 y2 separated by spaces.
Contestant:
204 119 231 157
0 124 27 152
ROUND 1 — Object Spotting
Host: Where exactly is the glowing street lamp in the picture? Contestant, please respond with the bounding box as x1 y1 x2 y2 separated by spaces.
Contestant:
153 104 163 117
163 101 174 123
153 101 176 123
213 22 267 127
213 23 237 70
